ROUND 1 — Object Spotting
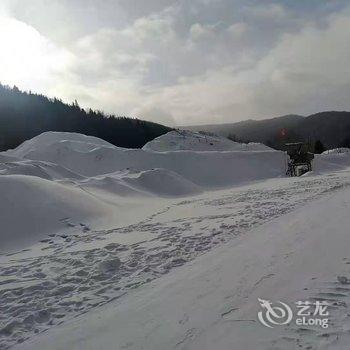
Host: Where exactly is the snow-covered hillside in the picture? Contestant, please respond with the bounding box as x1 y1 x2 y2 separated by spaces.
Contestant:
2 131 350 350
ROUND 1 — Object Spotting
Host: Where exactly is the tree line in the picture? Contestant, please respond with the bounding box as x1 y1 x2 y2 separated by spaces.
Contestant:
0 84 172 151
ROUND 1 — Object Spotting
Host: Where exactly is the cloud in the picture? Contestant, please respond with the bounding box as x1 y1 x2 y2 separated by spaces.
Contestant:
0 15 74 94
124 15 175 43
134 106 176 126
247 7 350 116
189 23 217 41
244 3 287 21
2 1 350 126
127 5 350 124
227 22 248 38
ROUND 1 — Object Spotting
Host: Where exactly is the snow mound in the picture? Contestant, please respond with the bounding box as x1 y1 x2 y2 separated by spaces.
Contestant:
80 174 146 197
322 147 350 155
79 169 201 198
314 152 350 173
0 160 83 180
9 131 115 158
0 153 21 163
142 130 273 152
123 168 201 197
0 175 112 251
29 147 285 188
5 131 285 187
0 131 289 253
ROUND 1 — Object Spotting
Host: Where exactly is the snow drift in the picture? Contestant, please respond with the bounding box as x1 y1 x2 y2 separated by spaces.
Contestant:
8 131 114 159
7 131 285 188
123 168 201 196
4 130 350 254
322 147 350 155
314 151 350 173
0 175 113 251
0 131 288 252
0 159 83 180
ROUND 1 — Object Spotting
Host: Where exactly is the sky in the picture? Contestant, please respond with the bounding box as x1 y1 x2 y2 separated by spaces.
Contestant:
0 0 350 126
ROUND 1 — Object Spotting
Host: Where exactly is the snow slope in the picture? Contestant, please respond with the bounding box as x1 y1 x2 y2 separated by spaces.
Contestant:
123 168 201 196
0 175 114 251
14 175 350 350
0 159 83 180
0 171 348 349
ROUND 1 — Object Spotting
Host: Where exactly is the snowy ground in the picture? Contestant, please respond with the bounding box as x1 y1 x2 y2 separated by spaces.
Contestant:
17 177 350 350
1 171 350 349
2 131 350 349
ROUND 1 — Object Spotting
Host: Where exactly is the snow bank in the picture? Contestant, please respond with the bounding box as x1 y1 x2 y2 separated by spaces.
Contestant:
123 168 201 197
20 146 285 188
9 131 114 158
322 147 350 154
142 130 272 152
0 153 20 163
0 175 112 251
8 132 285 189
314 152 350 173
0 159 83 180
0 131 286 251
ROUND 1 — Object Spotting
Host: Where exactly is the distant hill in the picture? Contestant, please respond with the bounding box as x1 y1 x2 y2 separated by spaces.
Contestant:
184 112 350 150
0 84 172 151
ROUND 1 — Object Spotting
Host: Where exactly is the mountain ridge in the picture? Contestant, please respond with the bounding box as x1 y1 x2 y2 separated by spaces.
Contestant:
183 111 350 149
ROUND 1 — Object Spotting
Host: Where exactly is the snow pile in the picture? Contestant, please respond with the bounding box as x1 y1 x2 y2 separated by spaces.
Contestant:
0 131 287 252
7 131 284 188
142 130 272 152
314 151 350 173
123 168 201 197
9 131 114 158
80 169 201 198
0 131 289 251
0 153 20 163
322 147 350 154
0 159 83 180
0 175 112 251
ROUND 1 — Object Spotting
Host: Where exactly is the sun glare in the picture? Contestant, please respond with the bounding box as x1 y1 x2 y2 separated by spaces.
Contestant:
0 16 71 92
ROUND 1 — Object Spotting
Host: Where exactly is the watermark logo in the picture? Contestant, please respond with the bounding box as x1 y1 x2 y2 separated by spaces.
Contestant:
257 298 293 328
258 299 329 329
